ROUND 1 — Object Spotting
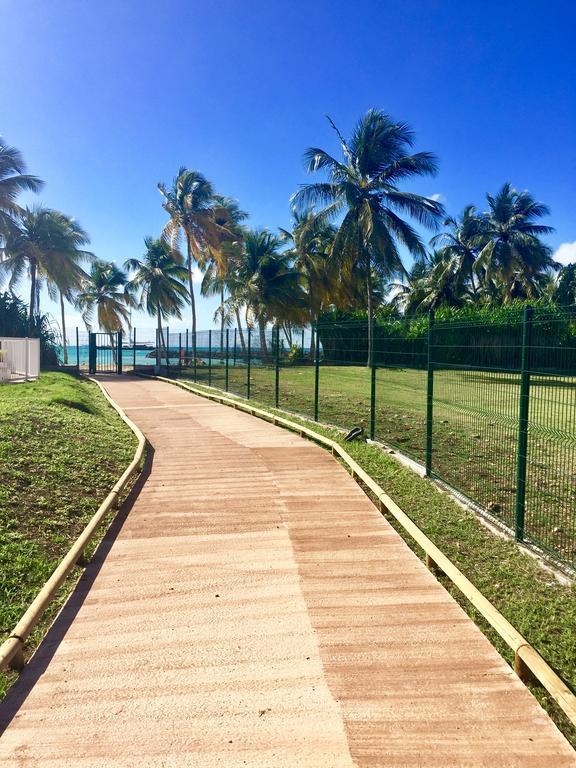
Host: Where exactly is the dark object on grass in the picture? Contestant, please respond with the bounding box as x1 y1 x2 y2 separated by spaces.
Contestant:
344 426 365 442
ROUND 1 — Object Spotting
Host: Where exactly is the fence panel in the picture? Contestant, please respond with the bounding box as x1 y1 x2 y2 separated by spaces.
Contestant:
316 321 371 433
430 318 523 533
523 311 576 566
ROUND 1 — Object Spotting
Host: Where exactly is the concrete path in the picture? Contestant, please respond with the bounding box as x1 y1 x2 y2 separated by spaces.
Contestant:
1 376 574 766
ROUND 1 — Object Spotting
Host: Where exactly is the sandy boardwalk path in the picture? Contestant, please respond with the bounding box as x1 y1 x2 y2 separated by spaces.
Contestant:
1 375 573 766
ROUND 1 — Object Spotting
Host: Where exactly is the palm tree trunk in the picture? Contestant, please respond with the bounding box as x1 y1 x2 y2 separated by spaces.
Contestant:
29 258 37 334
60 292 68 364
258 318 268 359
235 307 246 354
185 232 197 338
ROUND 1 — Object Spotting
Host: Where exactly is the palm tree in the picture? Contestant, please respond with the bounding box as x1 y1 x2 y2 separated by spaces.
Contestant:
76 261 132 338
0 207 92 338
125 238 189 365
0 139 43 240
430 205 485 298
475 183 557 302
392 250 472 314
291 109 444 363
158 168 236 339
42 213 92 363
234 229 306 356
204 195 248 350
280 209 337 359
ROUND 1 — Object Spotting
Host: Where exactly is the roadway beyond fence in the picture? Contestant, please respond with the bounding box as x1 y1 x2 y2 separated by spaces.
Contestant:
0 376 573 766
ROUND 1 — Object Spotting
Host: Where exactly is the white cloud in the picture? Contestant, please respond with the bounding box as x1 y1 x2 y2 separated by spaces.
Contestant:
553 241 576 266
428 193 445 203
192 267 204 284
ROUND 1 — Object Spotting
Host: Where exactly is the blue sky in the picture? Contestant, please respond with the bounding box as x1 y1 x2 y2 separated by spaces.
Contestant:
1 0 575 333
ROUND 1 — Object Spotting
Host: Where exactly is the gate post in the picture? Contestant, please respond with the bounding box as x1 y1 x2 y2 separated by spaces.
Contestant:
117 331 122 374
88 333 96 374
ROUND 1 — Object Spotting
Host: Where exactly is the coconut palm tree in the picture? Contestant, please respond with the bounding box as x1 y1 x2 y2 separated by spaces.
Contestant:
203 195 248 350
392 250 472 314
76 261 132 335
430 205 485 298
280 208 338 358
124 238 189 364
0 207 92 338
0 139 43 240
291 109 444 364
158 168 237 338
233 229 306 356
475 183 557 302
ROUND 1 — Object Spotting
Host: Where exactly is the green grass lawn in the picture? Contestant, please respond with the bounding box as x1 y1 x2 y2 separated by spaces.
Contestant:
171 374 576 748
0 372 137 697
179 362 576 568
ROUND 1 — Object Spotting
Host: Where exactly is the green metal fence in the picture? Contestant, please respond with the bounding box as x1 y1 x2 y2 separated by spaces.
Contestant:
161 311 576 573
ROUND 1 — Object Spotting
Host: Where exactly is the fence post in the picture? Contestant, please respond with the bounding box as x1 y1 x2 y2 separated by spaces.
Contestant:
208 330 212 386
275 326 280 407
225 328 230 392
117 331 123 375
515 306 533 542
247 327 251 398
133 327 136 371
193 331 197 382
76 327 80 372
165 326 170 374
301 328 305 354
233 328 237 367
178 332 182 371
425 310 435 477
314 324 320 421
370 316 376 440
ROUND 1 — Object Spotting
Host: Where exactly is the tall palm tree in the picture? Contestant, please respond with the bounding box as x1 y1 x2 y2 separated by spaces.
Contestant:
0 139 43 240
0 207 92 338
76 261 132 336
234 229 306 356
475 183 557 302
280 208 337 358
291 109 444 363
204 195 248 350
158 168 236 338
430 205 485 298
125 238 189 364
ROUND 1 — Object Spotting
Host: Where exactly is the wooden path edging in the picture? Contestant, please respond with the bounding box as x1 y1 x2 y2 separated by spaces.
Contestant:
150 373 576 728
0 376 146 673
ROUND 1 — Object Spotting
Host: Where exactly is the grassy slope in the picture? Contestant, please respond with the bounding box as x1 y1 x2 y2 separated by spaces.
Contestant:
174 375 576 748
0 372 136 697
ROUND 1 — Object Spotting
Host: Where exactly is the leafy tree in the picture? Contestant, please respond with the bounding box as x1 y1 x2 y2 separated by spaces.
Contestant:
554 264 576 306
291 109 444 363
280 209 337 358
125 238 189 361
76 261 133 336
158 168 236 338
475 183 557 301
233 229 306 355
430 205 485 298
0 207 92 340
0 139 43 240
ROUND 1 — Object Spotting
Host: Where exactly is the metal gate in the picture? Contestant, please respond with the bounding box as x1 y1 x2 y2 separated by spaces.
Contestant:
88 332 123 374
